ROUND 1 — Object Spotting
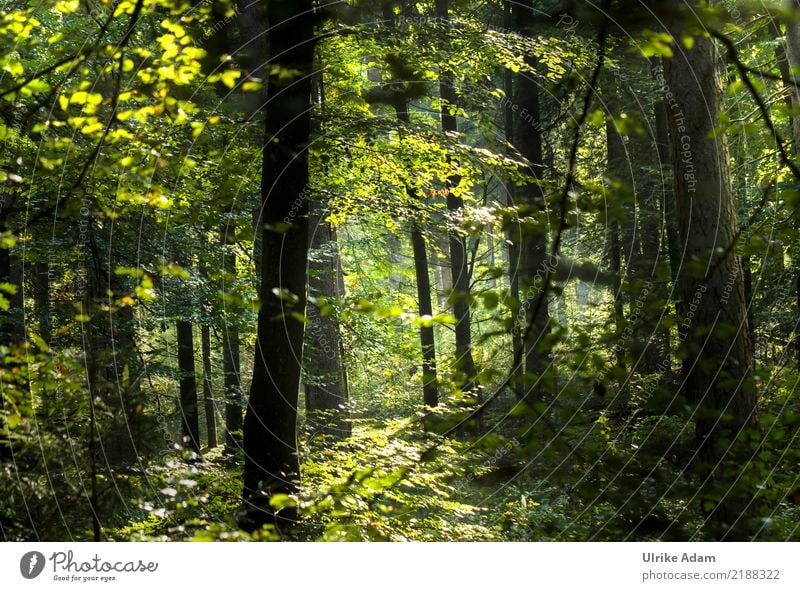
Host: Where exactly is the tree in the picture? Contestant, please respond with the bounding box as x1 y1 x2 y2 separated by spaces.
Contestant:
510 1 551 400
305 196 351 437
379 1 439 409
219 226 244 453
176 320 200 453
664 21 760 540
241 0 317 531
201 324 217 448
779 1 800 370
435 0 477 398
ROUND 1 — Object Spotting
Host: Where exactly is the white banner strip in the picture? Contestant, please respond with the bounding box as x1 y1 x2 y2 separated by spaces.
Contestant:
2 542 798 590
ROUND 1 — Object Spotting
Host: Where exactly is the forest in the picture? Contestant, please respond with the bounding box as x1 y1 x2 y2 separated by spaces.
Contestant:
0 0 798 543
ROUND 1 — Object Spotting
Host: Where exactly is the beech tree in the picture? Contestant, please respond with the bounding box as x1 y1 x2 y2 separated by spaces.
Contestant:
241 0 317 531
664 18 760 540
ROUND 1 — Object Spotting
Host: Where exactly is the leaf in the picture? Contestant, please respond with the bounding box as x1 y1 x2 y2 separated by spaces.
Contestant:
272 287 299 304
220 69 241 89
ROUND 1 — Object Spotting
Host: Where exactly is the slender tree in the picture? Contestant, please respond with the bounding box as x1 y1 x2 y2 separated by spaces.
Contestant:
435 0 477 396
382 0 439 408
201 324 217 448
241 0 316 530
510 1 550 400
176 320 200 453
503 0 523 393
219 226 243 452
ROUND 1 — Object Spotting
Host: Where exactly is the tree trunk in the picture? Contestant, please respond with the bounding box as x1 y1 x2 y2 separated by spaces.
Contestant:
201 324 217 448
305 199 351 437
219 226 242 452
780 3 800 370
176 320 200 453
410 224 439 407
436 0 477 398
504 1 523 393
33 260 51 344
511 1 550 399
241 0 315 531
0 207 18 461
223 321 241 451
664 27 759 540
652 59 682 290
384 0 439 408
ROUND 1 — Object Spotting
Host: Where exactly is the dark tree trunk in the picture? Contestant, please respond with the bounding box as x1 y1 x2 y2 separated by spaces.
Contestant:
33 260 51 344
511 1 550 399
223 321 241 451
504 0 523 392
305 198 351 437
652 60 682 290
605 113 627 370
0 201 23 343
608 219 626 370
664 27 760 540
201 324 217 448
410 224 439 407
742 255 755 355
0 208 18 461
219 227 242 452
780 5 800 370
384 0 439 408
176 320 200 453
241 0 316 531
436 0 477 396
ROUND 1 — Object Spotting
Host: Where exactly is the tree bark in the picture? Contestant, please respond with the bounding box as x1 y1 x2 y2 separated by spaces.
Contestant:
780 3 800 370
504 0 523 393
32 260 51 344
652 59 682 291
305 199 351 437
241 0 316 531
436 0 477 396
410 224 439 407
664 27 759 540
201 324 217 448
511 1 550 399
176 320 200 453
384 0 439 408
222 321 241 451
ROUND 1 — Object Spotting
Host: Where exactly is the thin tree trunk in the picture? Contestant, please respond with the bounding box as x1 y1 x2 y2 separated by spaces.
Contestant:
222 321 241 450
33 260 51 344
410 224 439 407
384 0 439 408
504 0 523 393
433 233 452 309
201 324 217 448
436 0 477 399
241 0 315 531
609 217 626 369
664 25 759 540
511 1 550 400
219 226 242 452
176 320 200 453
